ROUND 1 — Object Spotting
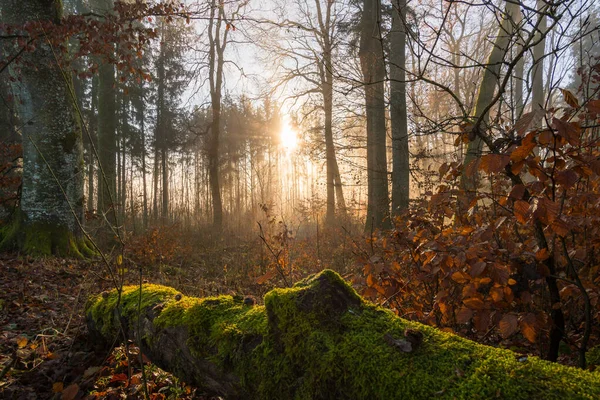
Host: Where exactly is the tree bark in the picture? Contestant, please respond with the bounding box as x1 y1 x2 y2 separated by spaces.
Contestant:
95 0 117 228
390 0 409 216
207 0 228 232
1 0 92 257
87 270 600 400
460 2 517 197
360 0 389 231
531 0 547 127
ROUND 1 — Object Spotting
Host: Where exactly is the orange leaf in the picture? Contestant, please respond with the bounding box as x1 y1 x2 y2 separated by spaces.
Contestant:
52 382 64 393
255 268 278 284
535 248 550 262
110 373 128 383
510 140 536 163
560 88 580 108
451 271 471 284
490 287 504 302
16 336 28 348
513 200 531 224
520 313 538 343
499 314 518 338
463 297 485 310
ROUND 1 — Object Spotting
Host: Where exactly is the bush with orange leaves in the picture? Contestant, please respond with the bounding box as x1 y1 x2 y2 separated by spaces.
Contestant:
362 90 600 369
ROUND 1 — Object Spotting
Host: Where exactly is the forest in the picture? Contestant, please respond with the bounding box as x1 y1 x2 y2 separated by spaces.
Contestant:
1 0 600 398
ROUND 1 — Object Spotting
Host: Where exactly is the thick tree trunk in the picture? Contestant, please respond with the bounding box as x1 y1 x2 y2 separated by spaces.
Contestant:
0 75 19 223
87 270 600 400
0 0 93 257
360 0 389 231
390 0 409 216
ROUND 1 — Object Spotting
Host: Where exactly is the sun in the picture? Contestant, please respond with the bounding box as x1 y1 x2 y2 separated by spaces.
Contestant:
280 117 298 153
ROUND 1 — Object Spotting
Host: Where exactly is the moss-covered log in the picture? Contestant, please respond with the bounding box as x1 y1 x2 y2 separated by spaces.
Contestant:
86 270 600 399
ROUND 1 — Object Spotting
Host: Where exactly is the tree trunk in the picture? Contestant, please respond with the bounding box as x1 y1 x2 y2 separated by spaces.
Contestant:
87 270 600 400
531 0 547 127
96 0 117 228
139 87 149 230
390 0 409 216
0 0 92 257
0 73 19 223
207 0 227 232
360 0 389 230
460 1 517 196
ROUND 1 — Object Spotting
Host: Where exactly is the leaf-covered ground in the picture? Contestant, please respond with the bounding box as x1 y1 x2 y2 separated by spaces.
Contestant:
0 254 225 399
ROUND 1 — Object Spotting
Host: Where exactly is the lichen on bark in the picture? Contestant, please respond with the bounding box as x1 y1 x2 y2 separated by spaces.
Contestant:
1 0 88 257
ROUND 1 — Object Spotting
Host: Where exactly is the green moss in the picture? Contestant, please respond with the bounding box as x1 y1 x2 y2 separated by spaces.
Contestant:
0 209 96 258
87 270 600 400
587 345 600 367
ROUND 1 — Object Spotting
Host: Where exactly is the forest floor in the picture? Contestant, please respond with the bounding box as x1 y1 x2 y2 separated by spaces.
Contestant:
0 252 244 400
0 223 361 399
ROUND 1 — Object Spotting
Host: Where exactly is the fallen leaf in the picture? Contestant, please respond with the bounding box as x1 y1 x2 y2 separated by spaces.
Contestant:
52 382 64 393
61 383 79 400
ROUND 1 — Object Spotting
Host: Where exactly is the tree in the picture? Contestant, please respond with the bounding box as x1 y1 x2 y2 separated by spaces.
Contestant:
359 0 390 230
390 0 409 215
206 0 227 231
459 1 518 197
0 0 92 256
93 0 118 228
264 0 348 225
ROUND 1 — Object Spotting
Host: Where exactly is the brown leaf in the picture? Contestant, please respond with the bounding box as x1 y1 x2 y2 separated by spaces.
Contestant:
470 261 487 277
587 99 600 114
555 169 579 189
515 109 544 136
499 314 518 338
457 307 473 324
538 129 554 145
480 154 510 174
551 118 580 146
551 218 570 237
61 384 79 400
508 184 526 200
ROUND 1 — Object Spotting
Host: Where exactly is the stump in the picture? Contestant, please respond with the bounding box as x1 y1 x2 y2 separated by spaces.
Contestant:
86 270 600 399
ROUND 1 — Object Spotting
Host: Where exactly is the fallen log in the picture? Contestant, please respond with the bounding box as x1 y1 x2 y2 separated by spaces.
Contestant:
86 270 600 399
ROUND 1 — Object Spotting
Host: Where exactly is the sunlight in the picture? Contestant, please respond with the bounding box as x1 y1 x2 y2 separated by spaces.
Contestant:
280 117 298 154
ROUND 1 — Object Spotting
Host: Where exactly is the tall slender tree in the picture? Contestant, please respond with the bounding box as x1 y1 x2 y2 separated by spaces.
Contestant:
360 0 389 230
390 0 409 215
